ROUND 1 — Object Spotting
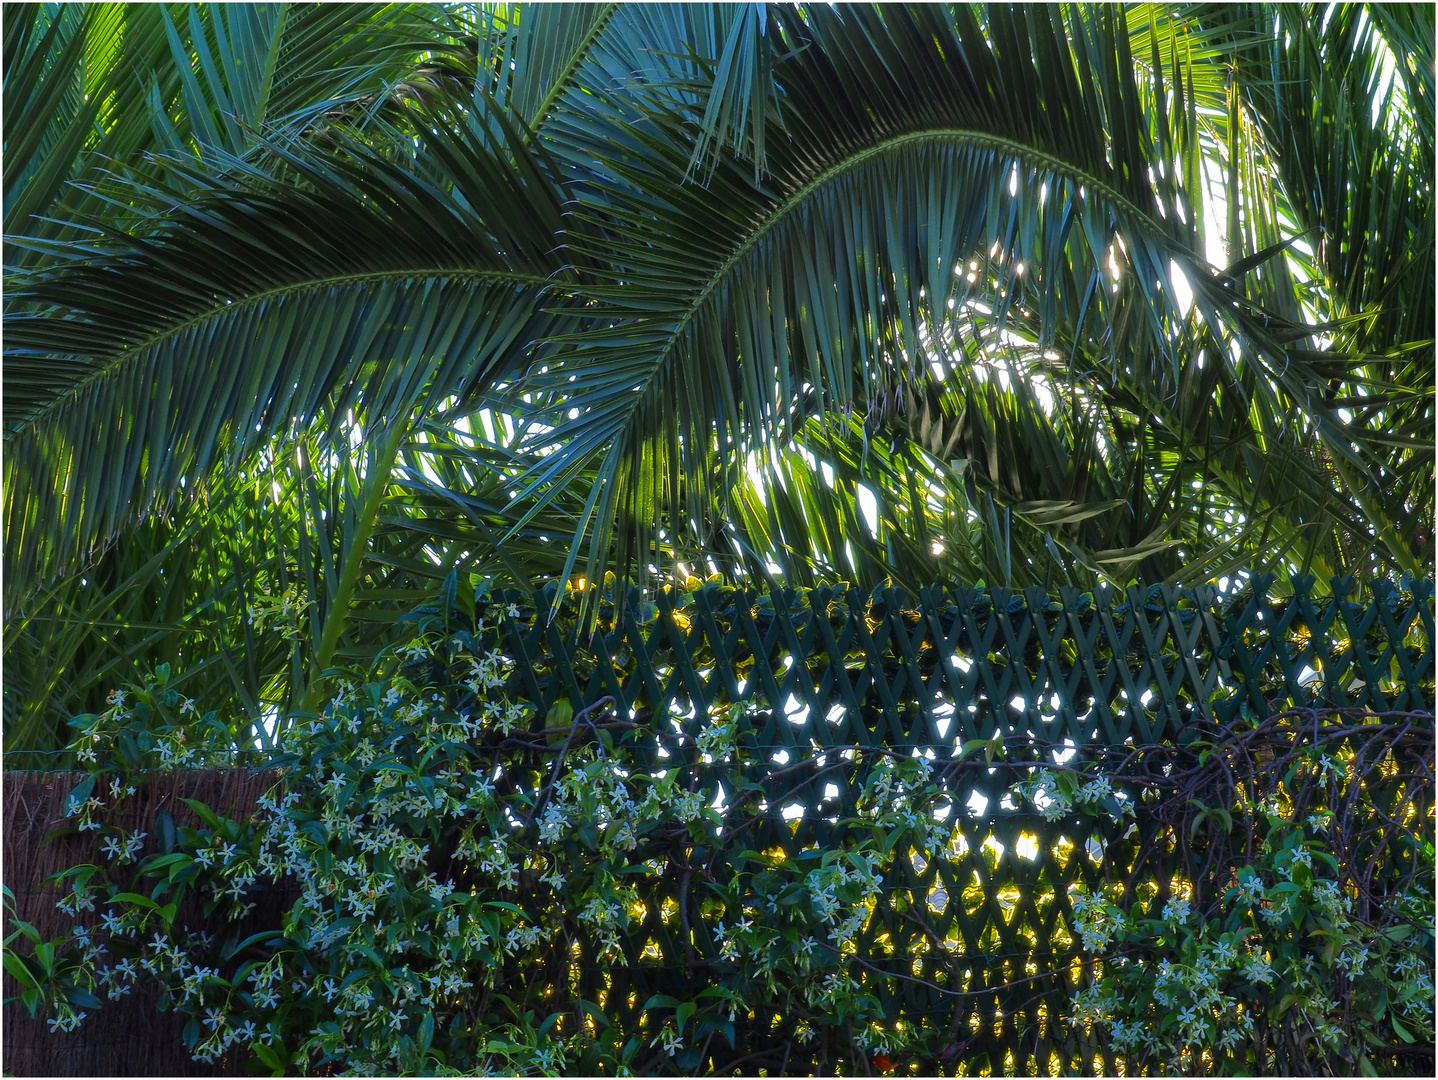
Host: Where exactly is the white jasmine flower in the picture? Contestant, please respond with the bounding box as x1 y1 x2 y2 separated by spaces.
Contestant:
1163 896 1191 923
1242 950 1275 985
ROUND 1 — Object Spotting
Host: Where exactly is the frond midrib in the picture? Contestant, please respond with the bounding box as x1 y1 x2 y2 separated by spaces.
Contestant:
526 3 621 136
610 126 1191 442
5 265 558 441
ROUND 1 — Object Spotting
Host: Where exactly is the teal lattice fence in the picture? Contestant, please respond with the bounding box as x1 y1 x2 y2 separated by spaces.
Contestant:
4 576 1431 1075
495 575 1433 743
467 574 1432 1075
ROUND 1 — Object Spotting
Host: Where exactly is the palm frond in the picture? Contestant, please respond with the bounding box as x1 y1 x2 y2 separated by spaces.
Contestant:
4 3 1430 753
489 4 1412 601
4 98 569 602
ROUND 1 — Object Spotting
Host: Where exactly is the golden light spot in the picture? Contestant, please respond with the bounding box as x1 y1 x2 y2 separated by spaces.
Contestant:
1052 835 1074 866
1049 917 1073 949
995 886 1022 923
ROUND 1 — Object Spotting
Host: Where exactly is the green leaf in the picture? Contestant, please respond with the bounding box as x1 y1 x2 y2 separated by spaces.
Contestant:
483 901 529 919
2 951 37 988
154 809 177 855
178 798 224 832
62 985 101 1010
62 775 94 818
438 567 457 627
111 891 159 910
251 1040 287 1076
547 700 574 729
959 739 990 760
1055 771 1079 800
676 1000 696 1032
140 852 190 873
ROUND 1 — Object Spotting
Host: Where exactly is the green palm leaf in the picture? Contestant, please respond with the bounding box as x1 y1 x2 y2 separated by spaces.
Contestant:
4 3 1430 754
5 97 569 600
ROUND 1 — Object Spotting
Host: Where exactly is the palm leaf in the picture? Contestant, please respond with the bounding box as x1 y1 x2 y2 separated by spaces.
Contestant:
4 97 569 603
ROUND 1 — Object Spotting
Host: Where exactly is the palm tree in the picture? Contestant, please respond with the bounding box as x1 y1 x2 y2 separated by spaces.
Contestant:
4 3 1431 760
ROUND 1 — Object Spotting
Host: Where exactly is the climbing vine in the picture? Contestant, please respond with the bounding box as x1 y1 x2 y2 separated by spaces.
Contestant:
6 586 1433 1076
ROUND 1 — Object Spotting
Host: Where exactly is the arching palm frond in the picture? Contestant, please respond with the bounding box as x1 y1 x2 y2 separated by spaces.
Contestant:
3 3 1430 755
2 3 470 266
490 3 1423 600
4 97 571 601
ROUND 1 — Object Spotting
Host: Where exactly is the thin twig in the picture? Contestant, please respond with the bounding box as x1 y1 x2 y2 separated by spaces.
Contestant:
522 696 615 831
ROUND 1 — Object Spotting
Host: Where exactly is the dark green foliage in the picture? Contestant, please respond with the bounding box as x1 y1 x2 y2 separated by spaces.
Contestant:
9 578 1431 1075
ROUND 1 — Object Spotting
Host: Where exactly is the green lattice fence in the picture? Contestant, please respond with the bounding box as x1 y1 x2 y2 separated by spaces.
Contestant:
4 577 1431 1075
498 575 1432 745
471 574 1432 1075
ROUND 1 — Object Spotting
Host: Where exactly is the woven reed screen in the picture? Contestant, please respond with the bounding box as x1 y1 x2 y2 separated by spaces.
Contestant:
3 576 1432 1075
3 771 289 1077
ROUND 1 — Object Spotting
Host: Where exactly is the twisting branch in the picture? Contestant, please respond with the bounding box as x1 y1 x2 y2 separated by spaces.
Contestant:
522 695 615 831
